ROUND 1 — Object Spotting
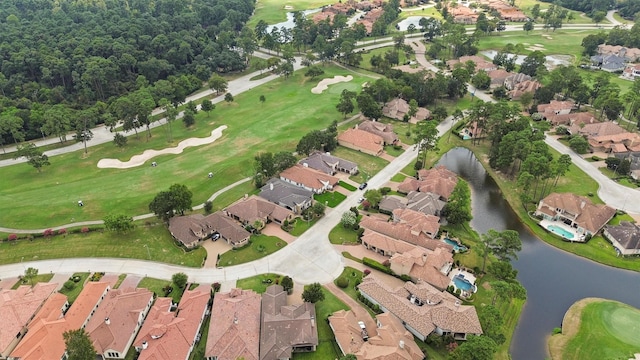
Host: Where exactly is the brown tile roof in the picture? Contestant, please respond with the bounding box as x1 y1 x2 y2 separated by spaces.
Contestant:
537 192 616 233
299 151 358 175
206 288 261 360
225 196 293 225
487 69 514 85
547 111 597 126
169 212 252 247
382 98 431 122
417 165 458 182
362 229 418 255
571 121 627 138
357 276 482 339
260 285 318 360
357 120 399 145
392 208 441 238
538 100 575 115
86 288 154 356
338 128 384 155
390 247 454 291
10 282 110 360
329 310 424 360
360 217 452 252
280 165 340 193
0 282 58 356
604 222 640 251
397 178 421 194
406 191 446 216
133 289 210 360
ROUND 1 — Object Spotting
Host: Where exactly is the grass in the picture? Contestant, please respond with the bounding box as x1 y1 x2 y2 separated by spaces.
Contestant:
289 217 319 236
0 224 206 266
1 65 368 229
380 118 415 145
559 300 640 360
11 273 54 289
114 274 127 289
333 267 363 302
390 173 408 182
247 0 335 28
188 314 210 360
341 251 362 263
360 46 414 71
332 146 390 184
137 277 185 303
338 180 357 191
384 145 405 157
217 235 286 266
396 6 443 20
59 272 90 303
313 191 346 208
292 286 348 360
236 273 284 294
211 181 260 212
599 168 639 189
329 223 360 244
476 29 604 58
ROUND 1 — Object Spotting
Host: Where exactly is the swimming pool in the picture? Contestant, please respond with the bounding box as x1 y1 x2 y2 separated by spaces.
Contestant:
444 238 468 252
462 134 472 140
452 274 475 292
547 224 575 240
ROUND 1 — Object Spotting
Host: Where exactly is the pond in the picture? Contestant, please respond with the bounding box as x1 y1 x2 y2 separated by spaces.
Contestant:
436 147 640 359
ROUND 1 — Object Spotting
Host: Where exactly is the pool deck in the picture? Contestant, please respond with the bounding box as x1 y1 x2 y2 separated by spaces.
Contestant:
448 269 477 294
540 219 585 242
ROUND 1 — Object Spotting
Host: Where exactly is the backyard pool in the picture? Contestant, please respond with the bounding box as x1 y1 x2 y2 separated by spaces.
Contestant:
452 274 476 292
444 238 468 252
546 224 575 240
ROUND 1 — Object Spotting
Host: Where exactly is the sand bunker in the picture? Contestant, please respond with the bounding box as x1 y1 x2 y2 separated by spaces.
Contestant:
97 125 227 169
311 75 353 94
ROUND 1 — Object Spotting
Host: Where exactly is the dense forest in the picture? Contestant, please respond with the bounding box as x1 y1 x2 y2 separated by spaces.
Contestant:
0 0 254 144
538 0 614 15
618 0 640 19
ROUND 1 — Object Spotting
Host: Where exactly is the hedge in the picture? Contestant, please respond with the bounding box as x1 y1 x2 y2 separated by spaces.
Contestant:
362 257 393 275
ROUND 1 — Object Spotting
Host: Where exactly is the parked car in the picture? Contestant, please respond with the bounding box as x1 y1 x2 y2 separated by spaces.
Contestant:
358 197 364 203
212 233 220 241
359 182 368 190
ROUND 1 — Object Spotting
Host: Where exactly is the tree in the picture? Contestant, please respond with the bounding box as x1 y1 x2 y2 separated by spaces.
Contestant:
182 109 196 127
201 99 215 115
341 210 357 228
364 189 382 209
224 93 234 104
523 20 534 33
204 201 213 214
13 143 50 172
591 10 606 24
103 214 134 233
356 92 382 120
305 66 325 80
487 261 518 281
471 70 491 90
449 335 497 360
569 135 589 154
413 120 439 169
63 329 96 360
519 51 546 77
208 74 228 95
172 272 188 289
530 4 541 19
337 90 356 118
149 184 193 221
302 282 325 303
478 305 505 345
281 276 294 294
311 201 326 217
113 133 127 148
479 229 522 272
23 267 38 286
443 180 472 224
491 281 511 306
259 95 266 106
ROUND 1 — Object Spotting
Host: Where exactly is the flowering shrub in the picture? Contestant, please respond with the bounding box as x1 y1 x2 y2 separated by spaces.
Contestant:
8 234 17 241
43 229 54 237
212 282 221 292
81 227 90 233
363 269 371 276
58 228 67 235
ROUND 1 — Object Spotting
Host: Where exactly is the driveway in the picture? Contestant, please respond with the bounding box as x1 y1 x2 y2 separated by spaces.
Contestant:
325 282 377 336
261 223 296 244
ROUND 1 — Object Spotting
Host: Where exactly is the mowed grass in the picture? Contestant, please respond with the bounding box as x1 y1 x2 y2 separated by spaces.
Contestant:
247 0 335 28
562 300 640 360
329 222 360 244
58 272 90 303
332 146 389 184
476 29 603 58
137 277 186 303
0 66 367 229
314 191 346 207
11 273 54 289
236 273 284 293
217 235 286 266
0 225 206 266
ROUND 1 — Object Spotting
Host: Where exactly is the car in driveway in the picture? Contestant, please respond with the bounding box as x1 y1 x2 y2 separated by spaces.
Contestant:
211 233 220 241
358 182 368 190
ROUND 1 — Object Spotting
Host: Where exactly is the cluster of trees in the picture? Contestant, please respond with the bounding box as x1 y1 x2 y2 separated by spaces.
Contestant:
296 121 338 156
149 183 193 221
0 0 255 145
618 0 640 20
583 24 640 55
538 0 614 17
442 180 473 224
253 151 297 187
421 18 480 59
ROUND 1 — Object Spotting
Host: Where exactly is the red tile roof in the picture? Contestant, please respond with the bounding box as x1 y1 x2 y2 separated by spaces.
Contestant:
537 192 616 233
280 165 339 193
338 128 384 155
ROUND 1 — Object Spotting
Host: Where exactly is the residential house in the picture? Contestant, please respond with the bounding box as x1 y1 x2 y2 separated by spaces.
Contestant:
603 222 640 256
622 63 640 80
360 216 452 252
225 196 294 227
569 121 627 138
390 247 454 291
590 54 626 72
597 44 640 62
458 121 483 140
357 120 400 145
378 195 408 214
356 7 385 34
398 166 458 201
0 282 58 359
406 191 447 217
446 5 479 24
392 208 440 239
134 289 210 360
589 131 640 154
361 229 423 257
382 98 431 122
85 288 154 360
546 111 597 127
496 7 528 21
487 69 514 89
535 192 616 237
358 276 483 341
259 178 313 214
447 56 497 73
168 212 251 249
299 151 358 175
418 165 458 182
338 128 384 156
10 282 111 360
508 80 542 100
280 164 339 194
537 100 575 119
206 288 261 360
504 73 532 90
260 285 318 360
328 310 424 360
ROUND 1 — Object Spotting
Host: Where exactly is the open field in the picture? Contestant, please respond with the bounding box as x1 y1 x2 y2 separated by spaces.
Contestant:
247 0 334 28
549 298 640 360
0 66 367 229
397 6 442 20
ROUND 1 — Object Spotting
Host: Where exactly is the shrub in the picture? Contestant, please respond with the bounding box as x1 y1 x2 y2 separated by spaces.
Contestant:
553 327 562 335
43 229 54 237
81 227 90 233
336 277 349 288
363 269 371 276
63 281 75 290
380 187 391 195
8 234 17 241
363 257 392 274
212 282 221 292
399 274 412 282
58 228 67 235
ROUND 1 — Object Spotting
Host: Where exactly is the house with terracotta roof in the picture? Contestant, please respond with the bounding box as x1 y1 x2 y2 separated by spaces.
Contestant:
447 56 497 73
259 178 313 214
260 285 318 360
10 282 110 360
446 5 479 24
597 44 640 62
537 100 575 118
418 165 457 183
225 196 294 227
390 247 453 291
356 7 385 34
398 167 458 201
280 164 339 194
622 63 640 80
206 288 261 360
357 276 482 341
0 282 58 359
338 128 384 156
589 132 640 154
508 79 542 100
361 229 422 257
357 120 399 145
328 310 424 360
535 192 616 237
134 289 210 360
299 151 358 175
487 69 514 89
168 212 251 249
392 208 440 239
504 73 531 90
603 222 640 256
546 111 597 127
360 216 452 252
85 288 154 359
569 121 626 138
382 98 431 122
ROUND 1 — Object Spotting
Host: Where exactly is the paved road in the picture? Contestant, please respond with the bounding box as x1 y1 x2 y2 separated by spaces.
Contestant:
606 10 622 26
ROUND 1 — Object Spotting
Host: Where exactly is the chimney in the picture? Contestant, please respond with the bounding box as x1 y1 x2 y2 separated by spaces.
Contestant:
455 300 460 307
141 341 148 350
399 340 404 349
580 200 586 209
105 317 110 325
233 312 238 325
269 183 273 191
302 162 308 167
311 316 315 328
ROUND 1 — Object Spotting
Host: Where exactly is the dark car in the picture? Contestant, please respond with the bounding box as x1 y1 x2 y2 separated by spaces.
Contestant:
359 182 368 190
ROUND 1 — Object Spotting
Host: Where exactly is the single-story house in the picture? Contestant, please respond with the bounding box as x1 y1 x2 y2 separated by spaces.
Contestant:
487 69 514 89
535 192 616 237
168 212 251 249
259 178 313 214
361 229 422 257
508 80 542 100
546 111 597 127
569 121 627 138
225 196 294 227
597 44 640 62
603 222 640 256
447 55 497 73
338 128 384 156
591 54 626 72
537 100 574 118
622 63 640 80
406 191 447 217
280 164 339 194
299 151 358 175
392 208 440 239
358 276 483 341
357 120 400 145
382 98 431 122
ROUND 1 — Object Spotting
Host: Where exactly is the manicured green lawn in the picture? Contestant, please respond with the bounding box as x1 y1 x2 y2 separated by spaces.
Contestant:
114 274 127 289
385 145 405 157
211 181 260 213
360 46 414 71
338 180 356 191
332 146 390 184
397 6 442 20
329 223 360 244
562 300 640 360
289 217 319 236
599 168 639 189
476 30 603 58
314 191 346 208
334 267 363 302
379 118 415 145
137 277 186 303
247 0 335 28
292 286 349 360
1 65 367 229
59 272 90 303
236 273 285 294
0 225 206 266
217 235 286 266
390 173 408 182
11 273 54 289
